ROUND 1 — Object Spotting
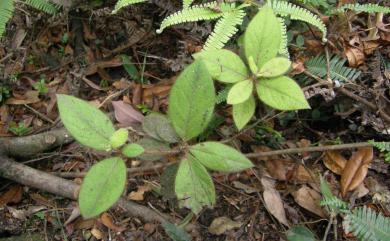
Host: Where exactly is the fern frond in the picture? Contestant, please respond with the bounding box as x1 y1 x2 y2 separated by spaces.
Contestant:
320 176 349 214
333 3 390 14
0 0 14 37
157 2 236 34
305 55 361 83
183 0 194 9
267 0 327 42
23 0 60 15
277 17 289 58
203 9 245 51
216 87 229 104
344 206 390 241
113 0 148 13
368 140 390 163
295 0 329 8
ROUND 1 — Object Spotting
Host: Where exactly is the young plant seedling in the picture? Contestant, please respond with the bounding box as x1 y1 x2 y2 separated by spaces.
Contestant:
194 7 310 130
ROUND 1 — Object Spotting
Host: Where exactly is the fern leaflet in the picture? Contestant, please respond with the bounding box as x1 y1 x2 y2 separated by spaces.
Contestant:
320 176 349 214
277 17 289 58
305 55 361 83
0 0 14 37
368 140 390 163
23 0 60 15
183 0 194 9
267 0 327 42
113 0 148 13
157 2 236 34
344 206 390 241
333 3 390 14
204 9 245 51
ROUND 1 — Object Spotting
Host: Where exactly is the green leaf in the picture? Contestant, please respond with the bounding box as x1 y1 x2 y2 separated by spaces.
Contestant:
168 60 215 140
56 94 115 151
136 137 170 161
175 157 215 214
142 113 180 143
286 226 316 241
190 142 253 172
110 128 128 149
193 49 248 83
227 79 253 105
244 7 281 69
258 57 291 78
233 95 255 130
247 56 259 74
122 143 144 158
121 55 140 81
162 222 191 241
256 76 310 110
79 157 127 218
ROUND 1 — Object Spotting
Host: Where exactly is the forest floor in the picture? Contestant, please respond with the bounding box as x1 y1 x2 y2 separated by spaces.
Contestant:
0 0 390 240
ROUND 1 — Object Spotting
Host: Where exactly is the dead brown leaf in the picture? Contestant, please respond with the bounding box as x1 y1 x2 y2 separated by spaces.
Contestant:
128 183 153 201
6 91 40 105
292 186 326 218
112 101 144 126
261 176 289 226
323 151 347 175
100 213 126 232
340 147 373 197
345 47 365 67
265 159 313 183
0 186 23 206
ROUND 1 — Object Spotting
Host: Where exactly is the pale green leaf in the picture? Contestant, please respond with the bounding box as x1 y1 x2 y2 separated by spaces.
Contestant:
175 157 215 214
190 142 253 172
56 94 115 151
162 222 191 241
143 113 180 143
79 157 127 218
193 49 248 83
233 95 255 130
286 226 316 241
244 7 281 69
122 143 144 158
110 128 128 149
258 57 291 78
227 79 253 105
247 56 259 74
168 60 215 140
256 76 310 110
136 137 170 161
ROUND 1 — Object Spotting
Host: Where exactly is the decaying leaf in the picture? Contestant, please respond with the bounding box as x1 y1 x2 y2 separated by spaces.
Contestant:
6 91 40 105
208 216 242 235
292 186 326 218
323 151 347 175
265 159 313 183
100 212 126 232
340 147 373 197
0 186 23 206
261 177 289 226
128 183 153 201
345 47 365 67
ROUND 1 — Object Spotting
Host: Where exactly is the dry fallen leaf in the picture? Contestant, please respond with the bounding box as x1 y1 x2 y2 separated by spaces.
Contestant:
345 47 365 67
323 151 347 175
340 147 373 197
91 228 104 240
261 176 289 226
6 91 40 105
112 101 144 126
208 216 242 235
128 183 153 201
293 186 326 218
265 159 313 183
0 186 23 206
100 213 126 232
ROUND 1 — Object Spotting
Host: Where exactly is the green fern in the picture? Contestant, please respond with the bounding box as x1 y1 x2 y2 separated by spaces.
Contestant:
215 87 230 104
0 0 14 37
113 0 148 13
305 55 361 83
320 176 349 214
266 0 327 42
277 17 289 58
295 0 329 8
368 140 390 163
344 206 390 241
23 0 60 15
333 3 390 14
204 8 245 51
183 0 194 9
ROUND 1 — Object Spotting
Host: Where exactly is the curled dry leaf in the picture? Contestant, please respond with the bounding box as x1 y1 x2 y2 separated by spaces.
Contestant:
100 212 126 232
345 47 365 67
340 147 374 197
292 186 326 218
265 159 313 183
261 176 289 226
323 151 347 175
128 183 153 201
208 216 242 235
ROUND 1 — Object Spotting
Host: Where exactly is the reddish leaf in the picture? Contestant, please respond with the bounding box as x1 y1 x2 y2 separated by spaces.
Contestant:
112 101 144 125
340 147 374 197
